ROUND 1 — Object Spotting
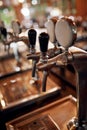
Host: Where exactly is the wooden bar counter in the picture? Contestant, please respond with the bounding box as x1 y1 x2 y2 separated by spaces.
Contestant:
0 65 61 130
0 69 61 110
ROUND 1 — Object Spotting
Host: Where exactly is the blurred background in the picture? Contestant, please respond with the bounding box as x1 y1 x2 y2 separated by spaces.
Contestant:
0 0 87 29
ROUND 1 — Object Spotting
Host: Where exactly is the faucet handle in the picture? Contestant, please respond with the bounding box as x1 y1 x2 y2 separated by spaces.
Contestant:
28 29 37 53
39 32 49 53
39 32 49 63
28 29 37 46
0 27 7 40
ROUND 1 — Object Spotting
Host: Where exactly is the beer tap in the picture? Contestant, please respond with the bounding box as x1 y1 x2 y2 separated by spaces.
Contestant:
37 17 87 130
10 20 28 68
5 21 28 48
10 20 22 67
37 32 50 92
66 48 87 130
27 29 40 83
41 47 87 130
45 17 65 77
27 29 63 89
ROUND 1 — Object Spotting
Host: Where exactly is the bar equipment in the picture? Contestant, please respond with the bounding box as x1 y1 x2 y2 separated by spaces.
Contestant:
27 31 50 90
37 17 65 92
45 17 58 47
11 20 23 64
8 20 28 69
37 32 53 92
37 17 87 130
0 20 30 77
27 28 40 84
45 16 64 57
27 16 64 71
28 28 37 54
27 29 63 92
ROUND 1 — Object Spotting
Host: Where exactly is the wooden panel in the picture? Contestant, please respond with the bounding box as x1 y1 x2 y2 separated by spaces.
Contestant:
76 0 87 18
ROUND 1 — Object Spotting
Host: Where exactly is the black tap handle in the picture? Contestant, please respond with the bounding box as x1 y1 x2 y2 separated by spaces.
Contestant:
28 29 37 47
39 32 49 52
0 27 7 39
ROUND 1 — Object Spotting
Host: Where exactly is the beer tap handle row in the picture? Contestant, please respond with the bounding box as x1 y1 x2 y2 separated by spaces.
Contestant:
0 20 28 48
27 27 64 92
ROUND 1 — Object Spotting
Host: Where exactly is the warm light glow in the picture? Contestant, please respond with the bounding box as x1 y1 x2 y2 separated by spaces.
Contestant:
1 99 6 108
21 3 30 17
0 92 3 100
32 0 38 5
11 0 19 5
21 7 30 17
50 8 62 17
0 1 3 6
18 0 25 3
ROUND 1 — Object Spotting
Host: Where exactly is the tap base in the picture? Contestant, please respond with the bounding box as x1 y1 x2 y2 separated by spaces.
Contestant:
29 47 36 54
67 117 87 130
40 52 48 63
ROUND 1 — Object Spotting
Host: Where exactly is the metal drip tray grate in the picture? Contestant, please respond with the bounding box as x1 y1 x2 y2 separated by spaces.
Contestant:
16 115 60 130
6 95 76 130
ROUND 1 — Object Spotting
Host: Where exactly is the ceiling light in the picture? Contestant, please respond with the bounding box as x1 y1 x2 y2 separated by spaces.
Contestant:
21 7 30 17
32 0 37 5
18 0 25 3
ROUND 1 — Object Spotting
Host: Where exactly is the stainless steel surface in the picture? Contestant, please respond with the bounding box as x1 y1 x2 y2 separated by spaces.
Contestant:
37 46 87 129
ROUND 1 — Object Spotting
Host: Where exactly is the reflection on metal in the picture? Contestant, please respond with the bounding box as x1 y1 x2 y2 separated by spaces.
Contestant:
1 99 6 108
37 17 87 129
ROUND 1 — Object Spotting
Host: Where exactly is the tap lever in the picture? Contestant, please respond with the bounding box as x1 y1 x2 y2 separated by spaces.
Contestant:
0 27 11 53
39 32 49 63
39 32 49 52
28 29 37 54
0 27 7 40
28 29 38 80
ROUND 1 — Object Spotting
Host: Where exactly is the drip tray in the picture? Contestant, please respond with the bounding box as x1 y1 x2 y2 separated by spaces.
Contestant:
6 95 77 130
16 115 60 130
